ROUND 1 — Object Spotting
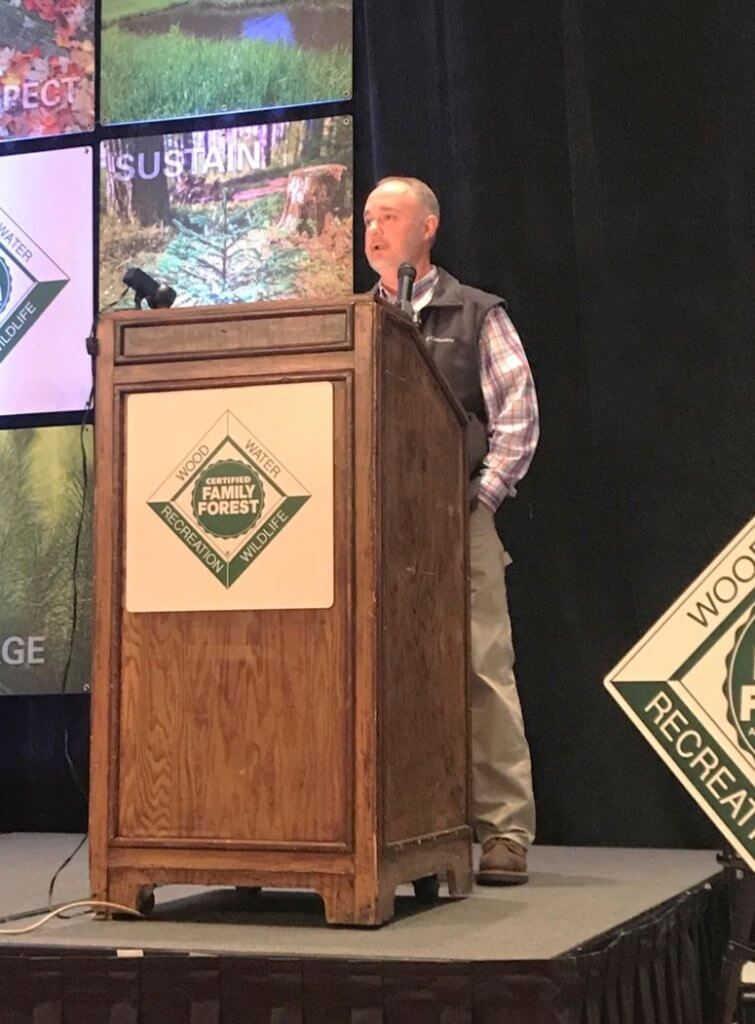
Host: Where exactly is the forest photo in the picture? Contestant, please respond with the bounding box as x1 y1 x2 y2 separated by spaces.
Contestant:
0 426 92 696
99 117 352 309
100 0 351 124
0 0 94 139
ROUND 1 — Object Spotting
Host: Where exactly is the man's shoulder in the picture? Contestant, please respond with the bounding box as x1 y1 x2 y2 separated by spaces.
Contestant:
433 267 505 312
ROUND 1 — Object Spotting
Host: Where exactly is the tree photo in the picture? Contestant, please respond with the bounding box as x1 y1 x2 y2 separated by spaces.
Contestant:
100 0 351 124
0 425 92 696
99 117 353 309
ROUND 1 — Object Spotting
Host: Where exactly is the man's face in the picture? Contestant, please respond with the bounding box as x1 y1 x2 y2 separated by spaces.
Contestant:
363 182 436 278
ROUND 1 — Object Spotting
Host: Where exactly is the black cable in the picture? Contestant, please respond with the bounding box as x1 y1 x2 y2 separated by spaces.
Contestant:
19 301 128 917
58 379 93 807
47 291 133 910
47 834 88 912
103 286 129 313
45 312 104 910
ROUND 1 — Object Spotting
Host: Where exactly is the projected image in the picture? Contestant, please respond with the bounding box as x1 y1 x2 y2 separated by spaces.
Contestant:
100 117 353 310
0 0 94 140
0 424 92 696
100 0 351 125
0 146 93 416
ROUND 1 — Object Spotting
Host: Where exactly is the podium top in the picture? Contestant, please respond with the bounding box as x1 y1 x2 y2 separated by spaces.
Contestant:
101 292 396 325
96 293 466 428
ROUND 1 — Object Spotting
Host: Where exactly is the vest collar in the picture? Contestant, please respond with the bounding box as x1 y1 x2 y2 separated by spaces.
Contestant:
423 267 465 309
370 265 464 309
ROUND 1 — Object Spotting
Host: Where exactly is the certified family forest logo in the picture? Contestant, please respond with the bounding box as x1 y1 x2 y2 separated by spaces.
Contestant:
0 256 11 315
0 206 69 364
726 609 755 759
605 518 755 871
148 411 310 588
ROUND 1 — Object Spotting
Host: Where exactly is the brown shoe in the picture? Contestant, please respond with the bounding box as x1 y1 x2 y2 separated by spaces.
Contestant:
476 837 529 886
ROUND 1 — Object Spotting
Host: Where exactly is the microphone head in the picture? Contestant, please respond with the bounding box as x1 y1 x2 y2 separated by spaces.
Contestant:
398 262 417 284
149 284 177 309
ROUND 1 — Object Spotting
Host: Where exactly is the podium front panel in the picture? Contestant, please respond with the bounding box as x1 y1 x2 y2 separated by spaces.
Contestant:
113 374 352 849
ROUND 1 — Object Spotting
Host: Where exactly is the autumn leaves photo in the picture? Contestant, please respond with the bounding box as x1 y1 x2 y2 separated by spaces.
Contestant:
0 0 94 137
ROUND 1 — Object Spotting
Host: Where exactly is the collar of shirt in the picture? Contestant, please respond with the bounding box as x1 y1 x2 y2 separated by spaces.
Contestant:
378 265 439 314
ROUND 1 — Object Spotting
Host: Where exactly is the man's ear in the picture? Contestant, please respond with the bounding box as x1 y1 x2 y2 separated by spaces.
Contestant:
424 215 440 242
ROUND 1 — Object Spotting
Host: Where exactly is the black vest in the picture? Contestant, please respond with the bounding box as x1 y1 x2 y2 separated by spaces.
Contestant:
417 268 505 476
372 267 505 482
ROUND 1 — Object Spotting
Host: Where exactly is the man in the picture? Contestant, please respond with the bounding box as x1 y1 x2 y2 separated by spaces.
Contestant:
363 177 539 885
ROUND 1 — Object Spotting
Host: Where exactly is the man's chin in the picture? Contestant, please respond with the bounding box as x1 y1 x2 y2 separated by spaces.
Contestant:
367 255 390 274
367 257 399 281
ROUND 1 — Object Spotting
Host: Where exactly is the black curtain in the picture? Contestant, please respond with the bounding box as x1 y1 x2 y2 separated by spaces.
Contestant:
353 0 752 847
3 1 752 848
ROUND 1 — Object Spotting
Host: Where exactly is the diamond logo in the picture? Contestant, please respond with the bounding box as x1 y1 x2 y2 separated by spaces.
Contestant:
727 609 755 759
148 410 310 588
605 517 755 871
0 207 69 364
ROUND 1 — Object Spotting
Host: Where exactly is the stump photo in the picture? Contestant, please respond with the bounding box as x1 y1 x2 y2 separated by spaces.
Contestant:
99 117 353 309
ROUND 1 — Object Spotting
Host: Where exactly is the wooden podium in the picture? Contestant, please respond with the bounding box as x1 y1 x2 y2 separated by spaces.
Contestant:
89 295 473 926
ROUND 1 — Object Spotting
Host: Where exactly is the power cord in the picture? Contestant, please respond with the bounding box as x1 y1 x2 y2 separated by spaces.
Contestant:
0 900 143 936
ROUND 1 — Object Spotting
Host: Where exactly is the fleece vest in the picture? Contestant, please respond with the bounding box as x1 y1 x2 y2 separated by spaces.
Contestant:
417 267 505 475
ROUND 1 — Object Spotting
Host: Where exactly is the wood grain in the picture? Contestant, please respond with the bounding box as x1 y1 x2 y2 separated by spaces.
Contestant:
119 309 350 361
89 297 471 924
378 312 470 846
115 378 352 847
89 317 116 901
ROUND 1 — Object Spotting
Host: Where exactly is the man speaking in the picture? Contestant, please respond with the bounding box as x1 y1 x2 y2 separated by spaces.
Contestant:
364 177 539 885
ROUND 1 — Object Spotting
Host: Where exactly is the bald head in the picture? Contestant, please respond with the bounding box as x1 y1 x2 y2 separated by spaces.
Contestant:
363 177 440 291
375 177 440 221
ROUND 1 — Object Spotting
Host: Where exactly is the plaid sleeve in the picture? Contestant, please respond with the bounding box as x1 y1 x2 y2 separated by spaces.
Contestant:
477 305 539 512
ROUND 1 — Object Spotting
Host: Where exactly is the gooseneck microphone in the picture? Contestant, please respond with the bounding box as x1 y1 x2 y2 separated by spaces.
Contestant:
123 267 177 310
396 262 417 316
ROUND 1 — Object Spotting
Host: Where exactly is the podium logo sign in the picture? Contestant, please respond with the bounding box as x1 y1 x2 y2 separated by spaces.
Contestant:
0 207 69 365
126 382 333 612
148 411 310 589
605 519 755 871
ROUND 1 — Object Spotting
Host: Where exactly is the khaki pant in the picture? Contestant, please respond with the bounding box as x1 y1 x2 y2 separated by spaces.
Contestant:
469 504 536 849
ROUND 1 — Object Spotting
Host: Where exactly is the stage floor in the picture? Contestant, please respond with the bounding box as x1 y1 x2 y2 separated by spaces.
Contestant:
0 834 719 961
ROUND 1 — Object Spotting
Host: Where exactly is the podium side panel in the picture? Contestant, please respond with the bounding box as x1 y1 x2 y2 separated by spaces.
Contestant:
379 319 469 845
89 320 117 897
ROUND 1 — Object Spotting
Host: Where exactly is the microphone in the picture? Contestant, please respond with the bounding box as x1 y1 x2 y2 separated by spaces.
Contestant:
396 262 416 316
123 267 176 309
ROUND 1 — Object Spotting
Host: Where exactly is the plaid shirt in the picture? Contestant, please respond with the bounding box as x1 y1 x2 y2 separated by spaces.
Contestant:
379 266 539 511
